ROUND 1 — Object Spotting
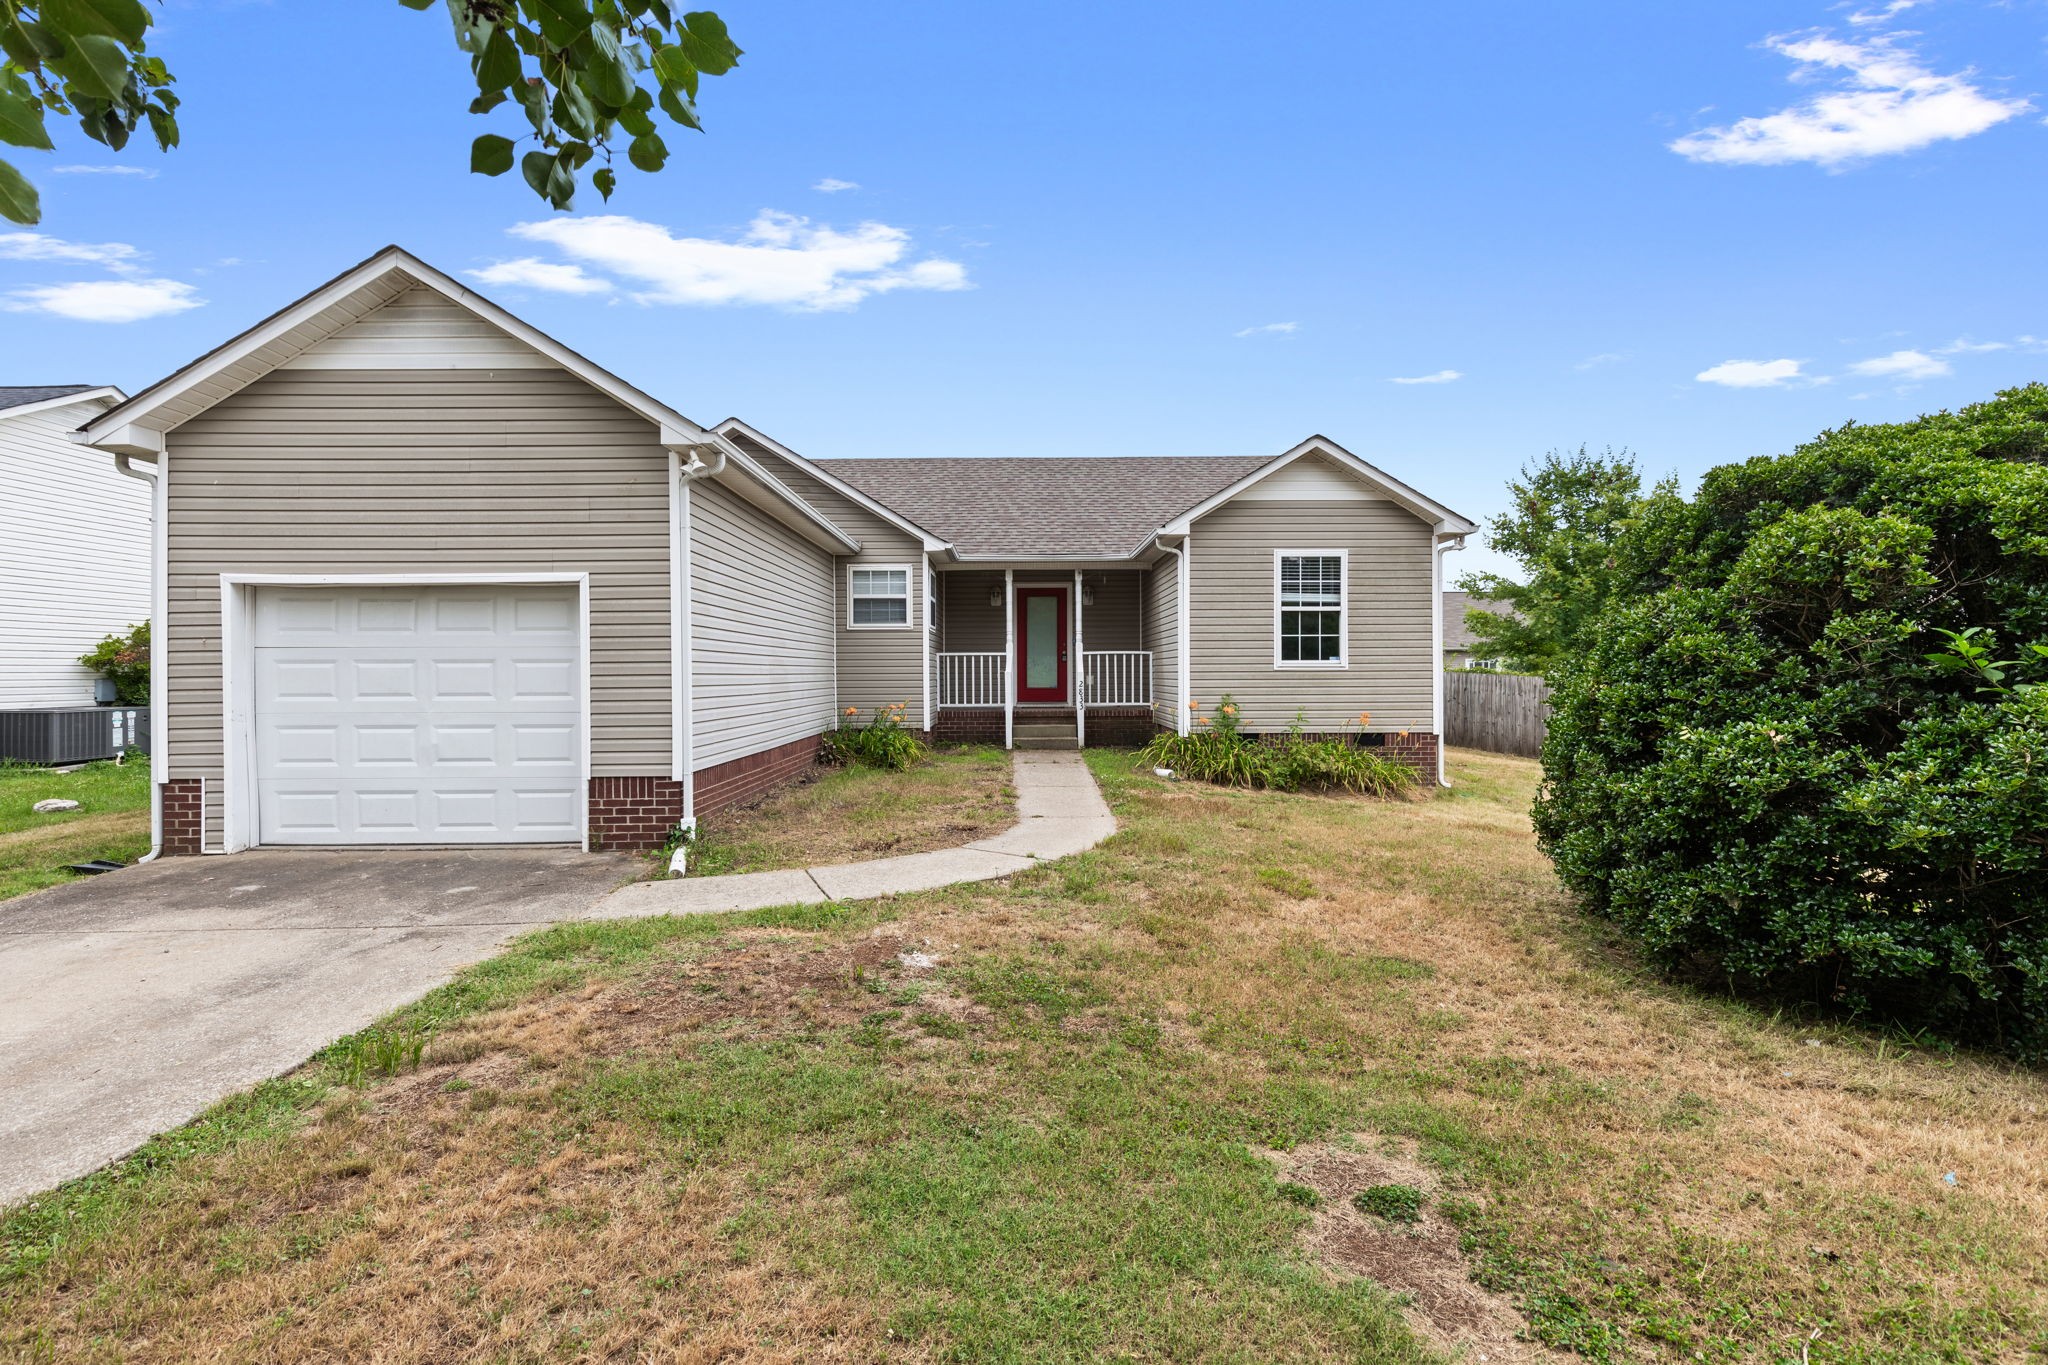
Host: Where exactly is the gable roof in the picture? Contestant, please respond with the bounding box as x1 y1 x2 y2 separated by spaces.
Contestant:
715 419 951 552
0 385 121 419
819 455 1272 559
1157 435 1477 539
70 246 857 554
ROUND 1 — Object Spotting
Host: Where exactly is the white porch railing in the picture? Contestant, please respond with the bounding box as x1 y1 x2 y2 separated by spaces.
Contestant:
1082 651 1152 706
936 652 1006 707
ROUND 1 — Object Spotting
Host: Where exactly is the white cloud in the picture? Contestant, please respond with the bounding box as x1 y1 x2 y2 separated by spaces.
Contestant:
1696 357 1809 388
1934 336 2007 354
1234 321 1297 338
1847 348 1950 380
1669 32 2029 168
0 231 144 274
1575 352 1625 370
813 178 860 193
1387 369 1462 385
1846 0 1921 26
51 164 159 178
466 257 614 295
3 278 202 323
503 211 970 312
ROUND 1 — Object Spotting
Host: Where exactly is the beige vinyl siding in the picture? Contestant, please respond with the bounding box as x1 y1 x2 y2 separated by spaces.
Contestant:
1188 499 1434 731
283 287 549 369
1077 570 1142 651
689 478 834 768
939 570 1005 652
165 367 674 837
736 441 926 718
1144 552 1181 727
0 397 147 707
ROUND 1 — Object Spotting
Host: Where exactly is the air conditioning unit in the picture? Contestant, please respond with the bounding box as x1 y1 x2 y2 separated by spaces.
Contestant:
0 707 151 765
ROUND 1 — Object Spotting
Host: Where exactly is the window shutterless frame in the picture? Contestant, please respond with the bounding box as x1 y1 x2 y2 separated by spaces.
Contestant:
1273 549 1348 668
847 563 913 629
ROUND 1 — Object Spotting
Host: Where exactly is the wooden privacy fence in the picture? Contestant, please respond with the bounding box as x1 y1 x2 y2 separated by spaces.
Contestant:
1444 671 1551 758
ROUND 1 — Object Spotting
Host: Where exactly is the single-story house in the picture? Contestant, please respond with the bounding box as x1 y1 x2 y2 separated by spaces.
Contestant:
1442 590 1518 670
1 384 145 711
75 247 1474 858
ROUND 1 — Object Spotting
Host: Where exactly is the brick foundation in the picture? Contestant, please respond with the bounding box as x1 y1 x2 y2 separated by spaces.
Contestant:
587 775 686 852
160 778 203 857
1239 729 1441 783
932 707 1165 747
693 733 824 823
932 708 1006 745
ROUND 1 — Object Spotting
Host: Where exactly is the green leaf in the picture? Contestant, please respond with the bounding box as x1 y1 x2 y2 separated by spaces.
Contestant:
520 149 557 199
592 165 616 200
679 29 733 76
551 80 596 139
397 0 436 9
471 132 516 175
0 153 40 225
469 89 509 115
0 90 53 151
651 44 698 99
657 84 700 130
617 87 655 136
47 32 131 103
683 11 732 46
38 0 151 46
583 20 635 107
627 130 666 171
477 26 522 91
527 0 594 48
513 77 548 134
145 102 176 150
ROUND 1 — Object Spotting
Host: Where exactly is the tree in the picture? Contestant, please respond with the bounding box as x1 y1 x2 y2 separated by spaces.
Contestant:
0 0 739 225
79 620 148 705
1536 386 2048 1059
1457 446 1664 676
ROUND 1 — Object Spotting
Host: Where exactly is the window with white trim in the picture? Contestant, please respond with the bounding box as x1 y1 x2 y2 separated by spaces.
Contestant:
1276 552 1346 666
849 566 911 628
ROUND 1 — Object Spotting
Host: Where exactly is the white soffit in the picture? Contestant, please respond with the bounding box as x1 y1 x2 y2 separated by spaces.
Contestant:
282 287 551 370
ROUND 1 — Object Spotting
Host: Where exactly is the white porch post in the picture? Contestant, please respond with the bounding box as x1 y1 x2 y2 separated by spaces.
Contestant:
1003 568 1015 750
1074 569 1086 747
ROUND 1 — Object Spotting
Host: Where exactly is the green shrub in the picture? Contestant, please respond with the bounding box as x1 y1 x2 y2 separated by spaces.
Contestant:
1353 1183 1424 1223
1140 696 1414 796
822 701 928 771
1536 385 2048 1059
78 622 149 705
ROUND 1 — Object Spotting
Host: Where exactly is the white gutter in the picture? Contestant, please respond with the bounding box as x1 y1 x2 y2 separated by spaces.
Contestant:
672 443 729 829
1150 534 1190 735
1432 532 1467 788
112 451 165 862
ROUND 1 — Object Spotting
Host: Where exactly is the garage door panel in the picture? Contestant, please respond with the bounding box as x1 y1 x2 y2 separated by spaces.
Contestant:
254 585 581 845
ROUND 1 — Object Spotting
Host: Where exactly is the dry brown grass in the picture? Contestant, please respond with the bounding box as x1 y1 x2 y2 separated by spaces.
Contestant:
684 746 1012 875
6 747 2044 1363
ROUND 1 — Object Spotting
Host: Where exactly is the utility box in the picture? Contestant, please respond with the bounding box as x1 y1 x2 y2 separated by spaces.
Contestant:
0 707 151 764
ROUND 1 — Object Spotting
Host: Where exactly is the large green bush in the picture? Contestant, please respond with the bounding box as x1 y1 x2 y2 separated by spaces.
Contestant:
1536 386 2048 1058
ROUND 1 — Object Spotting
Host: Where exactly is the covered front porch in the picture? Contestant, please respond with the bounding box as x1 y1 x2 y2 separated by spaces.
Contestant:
929 567 1165 748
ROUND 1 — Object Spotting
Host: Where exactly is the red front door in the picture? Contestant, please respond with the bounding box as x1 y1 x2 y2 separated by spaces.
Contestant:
1016 588 1068 703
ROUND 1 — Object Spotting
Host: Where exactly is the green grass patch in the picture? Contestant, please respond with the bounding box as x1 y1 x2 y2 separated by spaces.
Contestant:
0 758 151 902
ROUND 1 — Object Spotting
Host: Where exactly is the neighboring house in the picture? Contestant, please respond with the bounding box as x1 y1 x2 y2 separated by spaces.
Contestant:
1442 590 1518 670
0 384 143 709
75 247 1474 859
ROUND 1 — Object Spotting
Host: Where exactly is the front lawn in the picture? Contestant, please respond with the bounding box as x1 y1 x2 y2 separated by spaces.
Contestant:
4 750 2044 1363
0 759 150 903
684 744 1013 875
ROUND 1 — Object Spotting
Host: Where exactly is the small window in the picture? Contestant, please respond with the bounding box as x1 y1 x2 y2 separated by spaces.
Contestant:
850 566 911 628
1276 552 1346 667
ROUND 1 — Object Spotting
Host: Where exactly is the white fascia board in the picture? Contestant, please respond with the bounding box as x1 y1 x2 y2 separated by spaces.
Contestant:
0 386 124 422
76 245 715 449
713 417 952 553
940 555 1143 571
1156 435 1479 538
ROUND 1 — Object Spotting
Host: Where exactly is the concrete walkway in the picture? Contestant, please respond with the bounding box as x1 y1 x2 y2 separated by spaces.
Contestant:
597 750 1115 918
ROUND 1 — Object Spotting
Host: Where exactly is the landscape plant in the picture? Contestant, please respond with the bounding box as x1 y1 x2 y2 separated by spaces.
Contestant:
820 701 928 772
1537 384 2048 1058
76 622 148 706
1141 697 1414 796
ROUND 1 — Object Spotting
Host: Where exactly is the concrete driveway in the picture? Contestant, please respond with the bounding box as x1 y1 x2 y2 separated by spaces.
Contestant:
0 847 633 1207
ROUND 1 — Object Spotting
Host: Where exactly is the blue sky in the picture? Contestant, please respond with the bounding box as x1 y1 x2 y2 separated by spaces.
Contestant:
4 0 2045 580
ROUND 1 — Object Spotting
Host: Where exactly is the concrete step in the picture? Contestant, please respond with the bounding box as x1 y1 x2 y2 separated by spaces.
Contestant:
1014 735 1080 750
1015 723 1078 739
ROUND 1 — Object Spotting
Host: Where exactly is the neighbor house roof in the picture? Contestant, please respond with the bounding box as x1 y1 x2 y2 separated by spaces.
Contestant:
820 455 1272 558
1443 590 1518 651
0 385 110 416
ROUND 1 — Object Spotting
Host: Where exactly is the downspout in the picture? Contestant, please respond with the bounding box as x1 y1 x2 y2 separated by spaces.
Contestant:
1431 532 1466 789
1149 535 1187 734
113 452 164 862
672 444 729 830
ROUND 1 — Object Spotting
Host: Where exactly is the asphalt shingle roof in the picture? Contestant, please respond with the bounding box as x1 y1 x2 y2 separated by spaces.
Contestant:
0 385 99 415
818 455 1274 558
1442 590 1519 649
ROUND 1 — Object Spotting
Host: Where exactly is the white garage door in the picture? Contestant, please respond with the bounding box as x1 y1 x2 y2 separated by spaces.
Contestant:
253 585 581 845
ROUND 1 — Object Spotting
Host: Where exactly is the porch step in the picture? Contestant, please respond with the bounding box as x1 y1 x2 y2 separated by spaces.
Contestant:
1014 735 1080 751
1015 722 1078 740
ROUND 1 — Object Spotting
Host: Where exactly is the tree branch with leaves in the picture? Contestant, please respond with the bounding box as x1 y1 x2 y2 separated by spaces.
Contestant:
0 0 737 225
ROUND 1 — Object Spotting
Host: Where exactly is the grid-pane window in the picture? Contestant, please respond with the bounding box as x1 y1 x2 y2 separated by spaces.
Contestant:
850 567 910 626
1277 554 1344 664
